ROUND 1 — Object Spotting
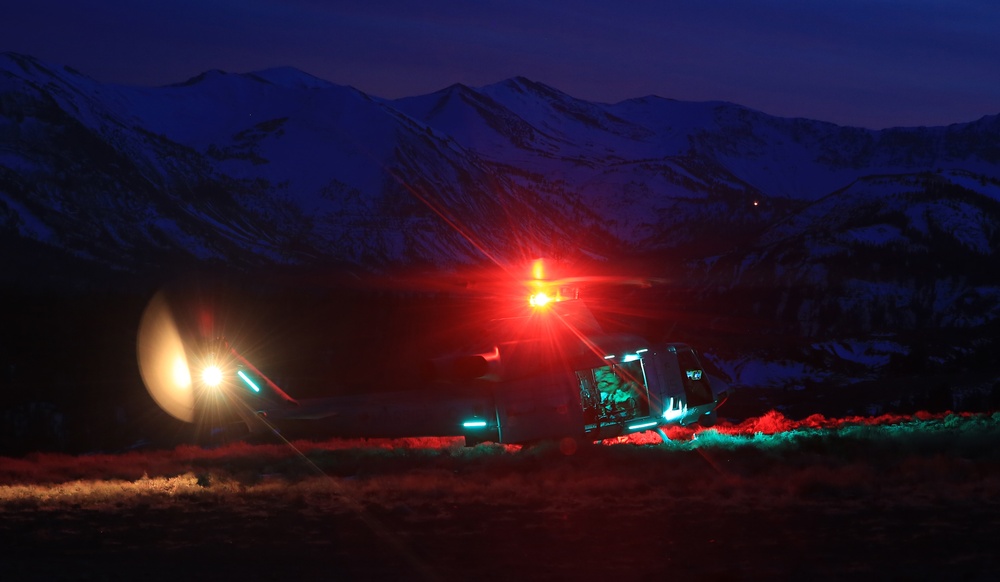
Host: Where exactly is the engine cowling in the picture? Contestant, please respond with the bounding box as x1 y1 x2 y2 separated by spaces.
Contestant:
420 347 502 382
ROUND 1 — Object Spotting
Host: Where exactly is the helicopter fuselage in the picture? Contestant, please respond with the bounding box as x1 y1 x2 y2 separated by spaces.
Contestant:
222 335 727 445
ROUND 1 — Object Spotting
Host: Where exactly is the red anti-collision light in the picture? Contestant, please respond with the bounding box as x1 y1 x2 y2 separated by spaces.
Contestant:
529 292 553 307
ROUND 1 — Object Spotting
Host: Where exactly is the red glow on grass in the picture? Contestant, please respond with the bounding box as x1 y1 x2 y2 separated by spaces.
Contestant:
609 409 981 444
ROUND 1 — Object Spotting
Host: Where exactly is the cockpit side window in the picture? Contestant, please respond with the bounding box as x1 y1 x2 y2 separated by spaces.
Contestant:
676 349 713 406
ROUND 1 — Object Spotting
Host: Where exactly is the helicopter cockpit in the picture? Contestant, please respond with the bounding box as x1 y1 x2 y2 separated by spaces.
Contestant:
578 356 652 438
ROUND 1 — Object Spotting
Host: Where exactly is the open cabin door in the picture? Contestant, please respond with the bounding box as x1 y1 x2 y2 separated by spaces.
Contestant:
577 358 651 439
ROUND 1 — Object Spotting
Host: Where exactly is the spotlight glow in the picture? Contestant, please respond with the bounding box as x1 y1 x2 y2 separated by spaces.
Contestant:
201 365 223 387
136 291 196 422
172 357 192 389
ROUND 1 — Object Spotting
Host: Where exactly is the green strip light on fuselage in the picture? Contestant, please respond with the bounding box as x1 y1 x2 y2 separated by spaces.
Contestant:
237 370 261 393
628 421 658 430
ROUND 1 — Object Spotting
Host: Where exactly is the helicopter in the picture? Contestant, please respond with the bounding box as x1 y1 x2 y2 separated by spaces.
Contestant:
136 260 731 446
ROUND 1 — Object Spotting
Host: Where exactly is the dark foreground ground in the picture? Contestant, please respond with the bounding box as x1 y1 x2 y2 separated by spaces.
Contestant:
2 412 999 581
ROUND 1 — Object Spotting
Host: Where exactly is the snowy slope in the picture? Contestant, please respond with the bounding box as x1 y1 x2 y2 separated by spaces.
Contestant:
4 52 998 271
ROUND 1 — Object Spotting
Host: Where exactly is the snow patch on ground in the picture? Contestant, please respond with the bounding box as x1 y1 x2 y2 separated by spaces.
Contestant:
706 354 831 389
946 171 1000 203
150 218 221 260
814 338 909 368
837 224 908 247
904 202 932 235
930 200 994 254
0 192 55 242
838 279 915 310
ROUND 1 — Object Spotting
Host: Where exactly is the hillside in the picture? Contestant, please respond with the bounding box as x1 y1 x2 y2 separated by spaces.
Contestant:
2 52 1000 452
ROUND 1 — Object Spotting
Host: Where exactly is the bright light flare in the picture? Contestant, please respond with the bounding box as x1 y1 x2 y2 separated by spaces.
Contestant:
662 397 689 423
201 365 223 387
529 291 553 308
528 259 560 309
136 291 196 422
532 258 546 281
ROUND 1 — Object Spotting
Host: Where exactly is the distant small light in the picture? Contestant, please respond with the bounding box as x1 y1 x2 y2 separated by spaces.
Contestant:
463 420 488 429
628 421 658 430
237 370 261 393
636 348 649 354
622 354 640 363
201 365 223 387
603 354 616 360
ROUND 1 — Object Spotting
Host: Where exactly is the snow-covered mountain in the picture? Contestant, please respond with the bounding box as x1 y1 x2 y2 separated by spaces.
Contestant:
2 52 1000 391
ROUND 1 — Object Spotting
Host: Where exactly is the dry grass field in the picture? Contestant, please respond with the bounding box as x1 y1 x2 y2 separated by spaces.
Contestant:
2 411 999 581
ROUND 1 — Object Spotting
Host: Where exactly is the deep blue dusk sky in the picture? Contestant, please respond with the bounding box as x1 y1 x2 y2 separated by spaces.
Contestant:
4 0 998 129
